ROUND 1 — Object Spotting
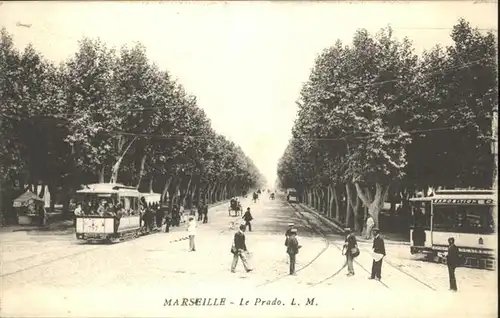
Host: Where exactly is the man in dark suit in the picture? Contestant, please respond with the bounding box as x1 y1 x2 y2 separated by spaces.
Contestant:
197 201 204 221
202 203 209 223
284 223 294 245
369 228 386 280
231 224 252 273
286 228 301 275
445 237 460 292
242 207 253 232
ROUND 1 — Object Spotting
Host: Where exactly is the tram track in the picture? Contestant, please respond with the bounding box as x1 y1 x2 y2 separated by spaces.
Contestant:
0 243 112 278
1 227 199 278
290 202 436 291
288 203 391 289
1 201 235 278
256 201 334 288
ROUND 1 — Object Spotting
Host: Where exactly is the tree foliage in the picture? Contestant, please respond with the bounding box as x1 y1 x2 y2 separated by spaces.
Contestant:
278 19 497 230
0 30 265 222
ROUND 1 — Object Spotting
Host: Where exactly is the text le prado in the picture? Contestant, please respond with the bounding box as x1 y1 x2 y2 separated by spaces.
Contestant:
164 297 318 307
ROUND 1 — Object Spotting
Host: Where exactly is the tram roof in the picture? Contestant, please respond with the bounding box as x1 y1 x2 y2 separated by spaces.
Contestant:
76 183 140 194
409 192 495 202
140 192 161 197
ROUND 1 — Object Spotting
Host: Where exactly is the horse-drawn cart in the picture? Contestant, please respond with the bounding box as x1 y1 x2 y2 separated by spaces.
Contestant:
228 198 242 217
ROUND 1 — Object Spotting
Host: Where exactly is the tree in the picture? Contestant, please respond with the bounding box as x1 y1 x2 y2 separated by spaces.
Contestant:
1 28 264 222
64 37 120 184
278 20 497 232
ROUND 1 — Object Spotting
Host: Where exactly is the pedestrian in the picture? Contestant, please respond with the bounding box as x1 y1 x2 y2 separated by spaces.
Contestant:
155 204 164 230
145 203 151 229
365 214 374 239
285 223 294 240
112 203 122 234
444 237 460 292
190 204 197 218
369 228 385 281
163 209 171 233
197 201 204 221
242 207 253 232
172 205 180 227
286 228 301 275
180 205 186 224
284 222 295 245
342 228 359 276
187 216 197 252
231 224 252 273
203 203 209 223
73 204 82 226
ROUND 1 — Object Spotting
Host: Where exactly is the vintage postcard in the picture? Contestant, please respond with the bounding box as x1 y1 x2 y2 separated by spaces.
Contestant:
0 1 497 317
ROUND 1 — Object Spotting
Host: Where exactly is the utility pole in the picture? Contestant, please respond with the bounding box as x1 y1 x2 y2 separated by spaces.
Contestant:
492 109 498 191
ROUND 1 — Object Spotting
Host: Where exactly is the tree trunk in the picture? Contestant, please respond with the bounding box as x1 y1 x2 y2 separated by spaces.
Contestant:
328 185 334 217
346 183 361 233
312 188 316 208
110 158 121 184
46 183 56 213
345 183 352 227
212 183 218 202
311 188 316 209
148 177 154 193
161 176 172 204
333 186 339 220
97 166 105 183
211 183 217 203
135 154 147 189
355 182 389 228
169 178 181 210
109 136 128 184
189 182 198 208
320 187 326 214
180 175 193 207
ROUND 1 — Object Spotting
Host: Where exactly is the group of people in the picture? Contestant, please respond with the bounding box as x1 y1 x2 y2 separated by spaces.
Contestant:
343 227 461 291
74 200 134 218
341 227 386 279
138 201 209 234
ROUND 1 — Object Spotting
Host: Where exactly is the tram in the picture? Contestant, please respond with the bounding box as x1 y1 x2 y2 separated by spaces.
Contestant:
286 188 298 203
75 183 142 242
409 189 496 269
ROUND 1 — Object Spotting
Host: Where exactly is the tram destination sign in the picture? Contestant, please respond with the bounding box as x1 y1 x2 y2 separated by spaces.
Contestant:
433 199 494 205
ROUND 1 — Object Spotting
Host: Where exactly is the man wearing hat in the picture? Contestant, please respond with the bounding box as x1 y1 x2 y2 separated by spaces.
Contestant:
242 207 254 232
369 228 386 280
286 228 301 275
285 223 295 245
342 228 358 276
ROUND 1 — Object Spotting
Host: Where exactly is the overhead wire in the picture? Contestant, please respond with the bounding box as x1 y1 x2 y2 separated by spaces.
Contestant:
1 54 493 121
2 22 495 142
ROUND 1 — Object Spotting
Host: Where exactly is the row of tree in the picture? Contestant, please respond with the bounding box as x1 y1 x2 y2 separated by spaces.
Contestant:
0 28 265 222
277 19 497 231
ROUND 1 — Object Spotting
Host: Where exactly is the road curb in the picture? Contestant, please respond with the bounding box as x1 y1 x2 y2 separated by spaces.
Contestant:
0 200 231 234
295 203 410 246
296 203 345 233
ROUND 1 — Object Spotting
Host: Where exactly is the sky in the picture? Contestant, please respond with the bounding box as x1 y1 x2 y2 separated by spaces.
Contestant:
0 1 497 187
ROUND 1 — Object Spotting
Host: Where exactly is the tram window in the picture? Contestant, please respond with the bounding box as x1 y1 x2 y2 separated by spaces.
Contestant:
410 202 431 230
433 205 494 234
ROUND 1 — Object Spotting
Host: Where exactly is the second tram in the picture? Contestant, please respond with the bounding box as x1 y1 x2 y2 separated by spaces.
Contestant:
409 189 496 269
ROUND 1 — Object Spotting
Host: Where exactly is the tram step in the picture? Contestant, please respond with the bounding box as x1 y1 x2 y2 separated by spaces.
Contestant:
443 257 496 270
